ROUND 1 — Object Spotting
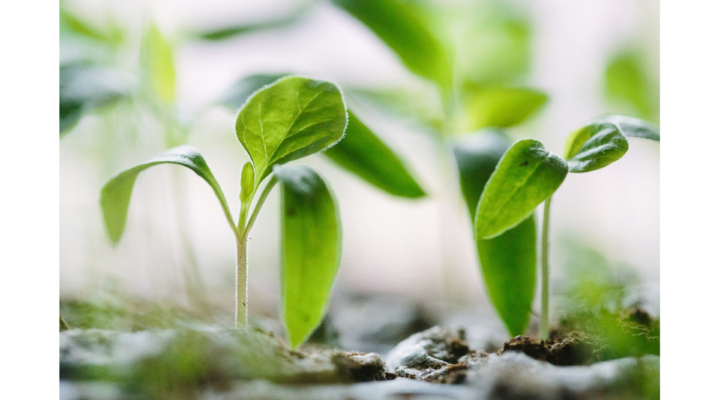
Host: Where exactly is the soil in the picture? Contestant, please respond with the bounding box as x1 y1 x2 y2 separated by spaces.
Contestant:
59 297 660 399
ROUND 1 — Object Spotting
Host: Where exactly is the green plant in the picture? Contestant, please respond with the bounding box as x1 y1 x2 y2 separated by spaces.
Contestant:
203 0 549 337
100 76 350 348
474 114 659 338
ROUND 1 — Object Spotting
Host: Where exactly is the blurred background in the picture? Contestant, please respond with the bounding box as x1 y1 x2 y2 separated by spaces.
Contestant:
60 0 659 324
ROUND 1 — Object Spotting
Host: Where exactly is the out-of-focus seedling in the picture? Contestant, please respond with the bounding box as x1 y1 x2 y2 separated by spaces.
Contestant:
100 76 348 348
474 115 659 338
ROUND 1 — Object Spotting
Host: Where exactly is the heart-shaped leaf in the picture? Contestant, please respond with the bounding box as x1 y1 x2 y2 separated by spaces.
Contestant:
454 130 536 336
461 87 548 131
100 145 234 244
235 76 348 183
324 111 426 198
276 165 341 349
331 0 452 88
476 139 567 239
563 114 659 173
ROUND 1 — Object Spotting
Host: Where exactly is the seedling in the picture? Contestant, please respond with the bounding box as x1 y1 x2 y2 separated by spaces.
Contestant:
100 76 348 348
474 114 659 338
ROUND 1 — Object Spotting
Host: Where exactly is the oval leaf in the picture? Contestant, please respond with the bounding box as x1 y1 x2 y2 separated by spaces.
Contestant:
276 165 341 349
563 122 629 173
475 139 567 239
324 111 426 198
563 114 658 173
331 0 452 88
453 130 536 336
461 87 548 131
235 76 348 183
100 145 234 244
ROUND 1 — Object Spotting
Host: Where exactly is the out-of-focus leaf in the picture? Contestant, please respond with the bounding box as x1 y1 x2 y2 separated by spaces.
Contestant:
235 76 348 183
453 130 536 336
60 62 131 135
276 165 341 349
331 0 452 88
475 139 567 239
449 2 531 85
563 114 659 173
453 129 512 216
142 24 176 104
346 86 444 130
220 73 289 110
461 86 548 131
60 6 124 45
324 111 425 198
100 146 234 245
197 4 314 41
604 50 658 122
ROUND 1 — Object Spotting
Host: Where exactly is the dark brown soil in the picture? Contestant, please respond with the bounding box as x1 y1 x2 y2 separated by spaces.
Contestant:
500 307 660 366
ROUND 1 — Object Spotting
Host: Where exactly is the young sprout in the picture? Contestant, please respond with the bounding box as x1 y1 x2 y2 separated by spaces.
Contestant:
100 76 348 348
473 115 659 339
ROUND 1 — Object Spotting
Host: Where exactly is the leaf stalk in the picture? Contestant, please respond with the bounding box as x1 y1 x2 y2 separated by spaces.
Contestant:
540 197 552 339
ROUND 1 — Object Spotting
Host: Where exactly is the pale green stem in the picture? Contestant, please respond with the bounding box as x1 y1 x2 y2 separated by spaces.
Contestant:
540 197 552 339
235 175 279 327
235 234 249 326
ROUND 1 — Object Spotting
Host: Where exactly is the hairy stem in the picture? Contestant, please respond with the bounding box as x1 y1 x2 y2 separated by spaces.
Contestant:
235 234 249 326
540 197 552 340
235 175 279 327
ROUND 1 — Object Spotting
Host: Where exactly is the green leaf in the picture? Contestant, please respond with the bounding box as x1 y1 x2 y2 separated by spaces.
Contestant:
604 50 658 122
475 139 567 239
477 217 536 336
60 62 131 135
453 130 536 336
100 145 234 244
597 114 660 142
60 7 123 44
142 24 176 104
563 114 659 173
563 122 629 173
197 4 313 41
276 165 341 349
220 73 288 110
324 111 425 198
461 87 548 131
240 162 255 203
331 0 452 88
235 76 348 183
453 129 513 217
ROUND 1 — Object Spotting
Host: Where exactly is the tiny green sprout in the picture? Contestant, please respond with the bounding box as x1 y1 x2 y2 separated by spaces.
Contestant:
474 115 659 339
100 76 348 349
